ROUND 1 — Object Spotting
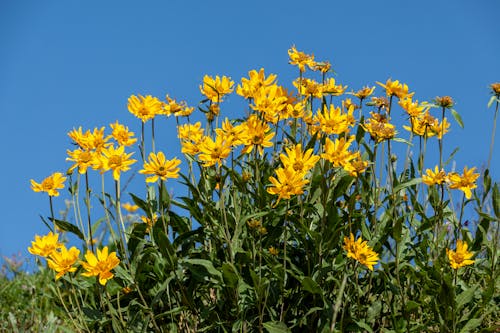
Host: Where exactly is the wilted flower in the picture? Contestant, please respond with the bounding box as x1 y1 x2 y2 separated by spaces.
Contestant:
434 96 454 109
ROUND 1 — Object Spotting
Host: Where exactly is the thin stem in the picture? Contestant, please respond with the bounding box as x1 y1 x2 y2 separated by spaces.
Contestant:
49 196 55 230
85 173 95 252
487 100 499 170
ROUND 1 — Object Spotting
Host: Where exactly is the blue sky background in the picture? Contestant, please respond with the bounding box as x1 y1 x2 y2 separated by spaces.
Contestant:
1 0 499 268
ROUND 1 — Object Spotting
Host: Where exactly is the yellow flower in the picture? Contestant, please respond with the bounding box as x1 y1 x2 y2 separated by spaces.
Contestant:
122 202 139 213
314 104 355 135
141 213 158 233
447 167 479 199
288 46 315 72
376 79 414 99
87 127 110 152
322 78 347 96
28 231 63 257
128 94 163 122
268 246 279 256
139 151 181 183
68 127 91 150
215 118 246 147
313 61 331 73
31 172 66 197
94 145 136 181
398 97 426 118
198 134 232 167
267 167 309 204
362 112 396 143
343 233 379 271
236 68 277 100
343 152 368 177
321 136 356 167
81 246 120 286
446 240 474 269
293 78 323 99
280 143 319 175
110 121 137 147
200 75 234 103
177 122 204 142
428 117 450 139
403 111 438 138
66 148 94 174
286 101 306 119
251 85 288 123
422 166 447 185
352 86 376 100
47 245 80 280
490 82 500 97
240 115 275 156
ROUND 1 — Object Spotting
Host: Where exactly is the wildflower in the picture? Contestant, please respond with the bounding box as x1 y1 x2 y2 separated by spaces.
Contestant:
81 246 120 286
288 46 315 72
369 96 390 111
87 127 110 152
313 61 331 73
352 86 376 100
376 79 414 99
68 127 91 150
163 95 194 117
286 101 306 119
321 136 356 167
398 97 426 118
240 115 275 156
28 231 63 257
197 134 232 167
47 245 80 280
236 68 277 100
267 167 309 204
247 219 262 229
251 85 288 123
94 145 136 181
322 78 347 96
280 143 319 175
343 233 379 271
447 166 479 199
177 122 204 142
315 104 355 135
428 117 450 139
141 214 158 233
66 148 94 174
490 82 500 97
110 121 137 147
446 240 474 269
362 112 396 143
31 172 66 197
343 152 369 177
128 94 163 122
122 202 139 213
268 246 279 256
403 111 439 138
422 166 447 185
200 75 234 103
434 96 454 109
215 118 246 147
139 151 181 183
293 78 323 99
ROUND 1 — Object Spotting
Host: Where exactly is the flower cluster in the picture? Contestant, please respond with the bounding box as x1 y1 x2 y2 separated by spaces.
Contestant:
423 166 479 199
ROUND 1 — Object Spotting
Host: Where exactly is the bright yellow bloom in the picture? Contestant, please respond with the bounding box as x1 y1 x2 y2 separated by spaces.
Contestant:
398 97 426 118
139 151 181 183
376 79 414 99
352 86 376 100
447 240 474 269
163 95 194 117
31 172 66 197
343 152 369 177
94 145 136 181
236 68 277 99
47 245 80 280
128 94 163 122
215 118 246 146
81 246 120 286
362 112 396 143
322 78 347 96
267 167 309 204
110 121 137 147
403 110 438 138
28 232 63 257
313 61 331 73
240 115 275 156
288 46 315 72
87 127 110 152
200 75 234 103
122 202 139 213
286 101 306 119
251 85 288 123
66 148 94 174
343 233 379 270
280 144 319 175
141 213 158 233
293 78 323 99
68 127 91 150
321 136 356 167
447 167 479 199
197 134 232 167
177 122 204 142
422 166 447 185
314 104 355 135
428 117 450 139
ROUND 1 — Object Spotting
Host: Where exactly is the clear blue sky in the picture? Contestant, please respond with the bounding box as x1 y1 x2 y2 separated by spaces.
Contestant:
1 0 499 265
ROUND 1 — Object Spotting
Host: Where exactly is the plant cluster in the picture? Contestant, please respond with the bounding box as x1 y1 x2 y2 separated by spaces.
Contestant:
27 47 499 332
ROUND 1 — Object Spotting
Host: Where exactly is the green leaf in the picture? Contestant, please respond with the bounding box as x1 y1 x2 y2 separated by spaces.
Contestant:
450 108 464 128
183 259 222 281
392 137 412 145
487 95 498 108
129 193 149 213
222 263 239 288
456 285 477 310
354 320 373 332
459 318 482 333
301 277 322 295
263 321 291 333
50 218 85 241
393 177 421 193
492 184 500 219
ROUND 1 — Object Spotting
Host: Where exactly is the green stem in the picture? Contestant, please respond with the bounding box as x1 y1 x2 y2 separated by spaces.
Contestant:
85 173 95 251
487 100 499 170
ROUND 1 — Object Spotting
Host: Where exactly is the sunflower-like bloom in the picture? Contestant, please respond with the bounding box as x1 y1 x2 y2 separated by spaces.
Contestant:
81 247 120 286
343 152 369 177
376 79 414 99
422 166 447 185
110 121 137 147
293 78 323 99
200 75 234 103
362 112 396 143
87 127 110 152
68 127 91 150
286 101 306 119
280 144 319 175
67 148 95 174
197 134 232 167
313 61 331 73
267 167 309 204
343 233 379 271
447 240 474 269
322 78 347 96
141 213 158 233
94 145 136 181
447 167 479 199
398 97 426 118
352 86 376 100
177 122 204 141
236 68 277 100
47 245 80 280
403 111 439 138
163 95 194 117
288 46 315 72
240 115 275 156
139 151 181 182
428 117 450 139
128 94 163 122
31 172 66 197
251 85 288 123
321 136 356 167
28 232 63 257
215 118 246 147
122 202 139 213
314 104 355 135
